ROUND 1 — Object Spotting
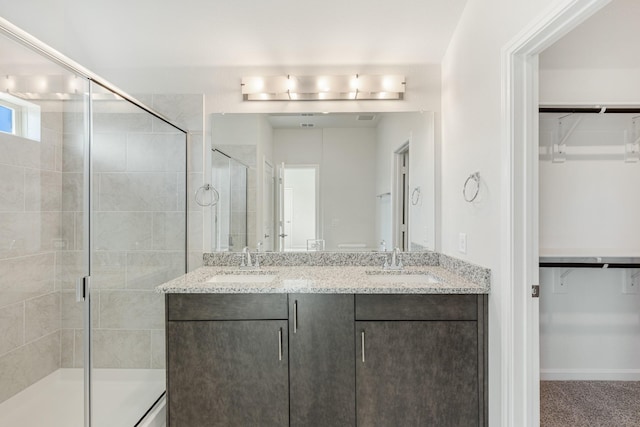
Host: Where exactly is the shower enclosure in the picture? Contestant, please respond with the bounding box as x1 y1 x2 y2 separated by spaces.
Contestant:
210 149 248 252
0 19 187 427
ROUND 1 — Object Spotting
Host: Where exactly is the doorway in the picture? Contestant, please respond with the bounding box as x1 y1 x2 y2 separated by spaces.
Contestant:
263 160 275 251
393 143 410 251
536 1 640 422
278 164 319 251
503 0 612 425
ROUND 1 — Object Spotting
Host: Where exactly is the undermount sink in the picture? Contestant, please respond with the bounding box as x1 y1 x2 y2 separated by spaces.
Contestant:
366 273 440 284
207 274 276 284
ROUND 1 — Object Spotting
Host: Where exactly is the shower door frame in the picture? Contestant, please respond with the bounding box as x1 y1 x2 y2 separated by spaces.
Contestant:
0 18 189 427
210 148 250 252
84 80 189 426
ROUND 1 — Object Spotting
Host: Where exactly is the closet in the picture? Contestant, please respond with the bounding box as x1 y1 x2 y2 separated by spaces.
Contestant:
538 109 640 426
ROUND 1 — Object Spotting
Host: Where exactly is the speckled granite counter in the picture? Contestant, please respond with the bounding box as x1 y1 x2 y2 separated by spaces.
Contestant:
156 263 490 295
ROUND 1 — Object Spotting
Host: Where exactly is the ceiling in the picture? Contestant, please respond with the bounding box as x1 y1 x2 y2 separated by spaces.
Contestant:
540 0 640 69
0 0 468 71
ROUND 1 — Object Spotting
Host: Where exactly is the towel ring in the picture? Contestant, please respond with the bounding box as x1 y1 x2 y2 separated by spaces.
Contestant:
463 172 480 203
411 186 421 206
195 184 220 207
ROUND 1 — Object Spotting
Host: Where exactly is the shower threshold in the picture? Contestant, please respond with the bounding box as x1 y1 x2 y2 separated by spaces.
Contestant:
0 368 165 427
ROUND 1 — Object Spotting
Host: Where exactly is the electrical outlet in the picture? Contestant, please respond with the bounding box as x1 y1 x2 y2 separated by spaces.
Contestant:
623 269 639 294
458 233 467 254
552 269 569 294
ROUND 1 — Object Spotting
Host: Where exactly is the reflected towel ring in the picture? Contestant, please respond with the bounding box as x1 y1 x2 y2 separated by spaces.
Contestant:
463 172 480 202
411 186 421 206
195 184 220 207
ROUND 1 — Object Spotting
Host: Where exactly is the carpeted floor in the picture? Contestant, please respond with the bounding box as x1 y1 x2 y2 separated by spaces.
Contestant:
540 381 640 427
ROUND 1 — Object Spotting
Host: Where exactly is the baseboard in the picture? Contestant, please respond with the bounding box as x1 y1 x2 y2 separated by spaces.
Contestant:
541 369 640 381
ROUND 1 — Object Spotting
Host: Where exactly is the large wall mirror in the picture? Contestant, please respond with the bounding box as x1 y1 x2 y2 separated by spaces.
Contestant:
203 111 436 252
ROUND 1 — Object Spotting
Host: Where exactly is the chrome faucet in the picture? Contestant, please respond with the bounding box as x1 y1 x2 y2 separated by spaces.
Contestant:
384 247 403 270
241 246 252 268
240 246 260 269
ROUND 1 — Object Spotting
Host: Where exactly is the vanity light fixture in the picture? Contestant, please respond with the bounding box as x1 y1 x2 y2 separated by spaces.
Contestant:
241 74 405 101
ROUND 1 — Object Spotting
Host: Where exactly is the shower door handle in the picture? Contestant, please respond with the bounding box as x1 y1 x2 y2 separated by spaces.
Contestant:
76 276 89 302
279 233 288 238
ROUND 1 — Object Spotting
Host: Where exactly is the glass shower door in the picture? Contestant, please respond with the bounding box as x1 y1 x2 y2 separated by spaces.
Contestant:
211 149 231 251
88 83 186 426
211 149 248 252
0 28 90 427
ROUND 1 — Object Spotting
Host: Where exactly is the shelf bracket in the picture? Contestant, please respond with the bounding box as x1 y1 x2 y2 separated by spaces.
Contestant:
623 269 640 294
552 115 582 163
625 120 640 163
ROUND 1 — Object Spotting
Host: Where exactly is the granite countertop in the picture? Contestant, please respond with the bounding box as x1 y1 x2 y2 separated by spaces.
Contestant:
156 265 489 294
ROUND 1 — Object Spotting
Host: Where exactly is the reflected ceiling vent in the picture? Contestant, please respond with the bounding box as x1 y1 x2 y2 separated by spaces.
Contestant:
357 114 376 121
300 123 315 128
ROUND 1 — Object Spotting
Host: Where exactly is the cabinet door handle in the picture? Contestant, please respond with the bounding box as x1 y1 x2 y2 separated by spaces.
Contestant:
293 300 298 334
361 331 366 363
278 328 283 361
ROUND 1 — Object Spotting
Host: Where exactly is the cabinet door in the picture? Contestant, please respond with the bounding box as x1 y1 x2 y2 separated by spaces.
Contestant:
289 294 355 426
167 320 288 427
356 321 479 427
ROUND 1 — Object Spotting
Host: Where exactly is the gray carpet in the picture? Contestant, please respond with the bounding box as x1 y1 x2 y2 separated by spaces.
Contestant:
540 381 640 427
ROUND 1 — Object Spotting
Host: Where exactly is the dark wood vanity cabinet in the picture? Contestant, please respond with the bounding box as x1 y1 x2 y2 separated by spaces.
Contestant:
355 294 487 427
166 293 487 427
288 294 355 426
166 294 289 427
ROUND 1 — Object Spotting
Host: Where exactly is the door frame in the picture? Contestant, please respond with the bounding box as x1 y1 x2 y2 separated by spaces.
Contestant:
262 158 275 251
501 0 610 425
279 163 320 251
392 142 410 251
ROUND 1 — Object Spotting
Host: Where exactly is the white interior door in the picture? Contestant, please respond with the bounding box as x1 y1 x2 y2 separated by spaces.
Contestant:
393 145 409 251
281 164 318 251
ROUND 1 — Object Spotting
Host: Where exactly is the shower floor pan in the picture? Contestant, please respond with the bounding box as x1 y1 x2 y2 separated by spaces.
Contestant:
0 368 165 427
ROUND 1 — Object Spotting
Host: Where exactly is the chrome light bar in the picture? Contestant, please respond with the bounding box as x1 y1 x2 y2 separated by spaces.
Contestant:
241 74 405 101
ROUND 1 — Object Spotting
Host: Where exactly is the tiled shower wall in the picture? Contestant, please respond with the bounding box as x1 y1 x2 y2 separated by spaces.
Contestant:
59 94 203 369
0 104 67 403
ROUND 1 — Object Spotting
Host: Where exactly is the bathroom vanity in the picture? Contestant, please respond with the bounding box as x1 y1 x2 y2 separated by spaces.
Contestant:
158 254 489 427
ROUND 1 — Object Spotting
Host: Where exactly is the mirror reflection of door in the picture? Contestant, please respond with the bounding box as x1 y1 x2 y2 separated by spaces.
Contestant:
394 144 410 251
279 164 318 251
263 160 275 251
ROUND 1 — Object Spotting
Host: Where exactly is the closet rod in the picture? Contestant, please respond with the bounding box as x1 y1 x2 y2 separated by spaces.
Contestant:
539 262 640 269
540 257 640 269
540 107 640 114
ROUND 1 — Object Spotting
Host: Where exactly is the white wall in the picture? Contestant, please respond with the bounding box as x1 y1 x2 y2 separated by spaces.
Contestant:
322 128 377 250
273 128 377 250
540 68 640 105
441 0 557 423
375 112 435 250
540 160 640 256
539 267 640 380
